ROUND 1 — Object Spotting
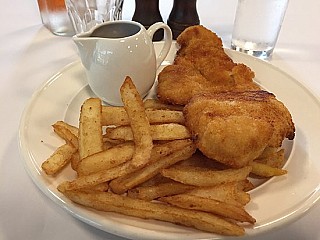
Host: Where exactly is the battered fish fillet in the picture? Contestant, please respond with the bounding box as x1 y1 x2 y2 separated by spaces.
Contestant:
157 25 260 105
183 91 295 168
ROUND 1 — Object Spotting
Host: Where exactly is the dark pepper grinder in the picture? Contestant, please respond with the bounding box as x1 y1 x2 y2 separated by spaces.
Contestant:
132 0 164 41
168 0 200 39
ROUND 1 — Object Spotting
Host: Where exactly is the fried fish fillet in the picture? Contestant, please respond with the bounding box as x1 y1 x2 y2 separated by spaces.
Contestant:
157 25 260 105
183 91 295 168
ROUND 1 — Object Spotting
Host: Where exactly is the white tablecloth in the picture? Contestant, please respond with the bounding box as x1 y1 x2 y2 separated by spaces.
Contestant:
0 0 319 239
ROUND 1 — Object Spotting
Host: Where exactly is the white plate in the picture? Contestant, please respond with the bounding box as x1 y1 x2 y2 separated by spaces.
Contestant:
19 42 320 240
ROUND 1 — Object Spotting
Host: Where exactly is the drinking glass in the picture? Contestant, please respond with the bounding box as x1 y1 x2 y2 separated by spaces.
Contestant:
37 0 75 36
231 0 289 59
65 0 124 34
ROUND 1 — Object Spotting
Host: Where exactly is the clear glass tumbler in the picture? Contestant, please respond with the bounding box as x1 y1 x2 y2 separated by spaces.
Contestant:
37 0 75 36
65 0 124 34
231 0 289 59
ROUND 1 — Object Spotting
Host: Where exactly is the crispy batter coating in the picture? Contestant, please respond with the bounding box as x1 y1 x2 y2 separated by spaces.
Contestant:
157 25 295 168
183 91 295 168
157 25 260 105
176 25 223 51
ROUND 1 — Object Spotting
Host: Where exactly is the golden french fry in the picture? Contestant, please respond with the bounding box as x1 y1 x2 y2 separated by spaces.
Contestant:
145 109 184 124
57 141 187 191
160 194 256 224
255 148 285 168
104 126 130 141
53 121 79 137
143 99 184 111
238 179 255 192
102 140 116 151
78 98 104 159
128 182 194 201
77 142 135 176
250 162 287 177
110 140 196 194
42 143 77 175
186 183 250 207
52 124 79 149
269 149 285 168
137 173 172 187
102 136 126 146
81 182 109 192
57 161 132 192
161 165 252 187
120 77 153 167
257 147 278 159
150 123 190 140
101 106 128 126
61 190 245 236
101 107 184 126
234 190 251 205
105 123 191 141
70 151 80 171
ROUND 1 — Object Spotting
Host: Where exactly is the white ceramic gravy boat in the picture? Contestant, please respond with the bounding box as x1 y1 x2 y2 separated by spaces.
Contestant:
73 20 172 106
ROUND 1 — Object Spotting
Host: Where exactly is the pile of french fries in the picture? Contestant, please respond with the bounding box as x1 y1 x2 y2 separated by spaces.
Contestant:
41 77 287 236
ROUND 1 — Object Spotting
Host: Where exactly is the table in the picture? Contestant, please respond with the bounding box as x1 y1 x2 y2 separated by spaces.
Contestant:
1 0 319 239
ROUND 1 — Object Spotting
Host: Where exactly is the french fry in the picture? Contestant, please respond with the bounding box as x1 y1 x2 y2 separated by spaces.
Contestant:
120 77 153 167
42 143 77 175
257 147 278 159
145 109 184 124
110 140 196 194
160 194 256 224
102 136 126 146
101 107 184 126
57 141 187 191
57 161 132 192
143 99 184 111
150 123 190 140
61 190 245 236
76 142 135 176
70 151 80 171
238 179 255 192
52 124 79 149
102 140 116 151
53 121 79 137
128 182 194 201
250 162 287 177
78 98 104 159
101 106 128 126
161 165 252 187
255 148 285 168
105 123 191 141
235 190 251 205
186 183 251 207
136 173 171 187
81 182 109 192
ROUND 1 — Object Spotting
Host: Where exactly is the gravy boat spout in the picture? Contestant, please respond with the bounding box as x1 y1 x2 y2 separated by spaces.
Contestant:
72 29 98 70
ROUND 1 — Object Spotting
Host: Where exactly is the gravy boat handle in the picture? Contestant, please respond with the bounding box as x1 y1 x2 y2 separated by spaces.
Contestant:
147 22 173 68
